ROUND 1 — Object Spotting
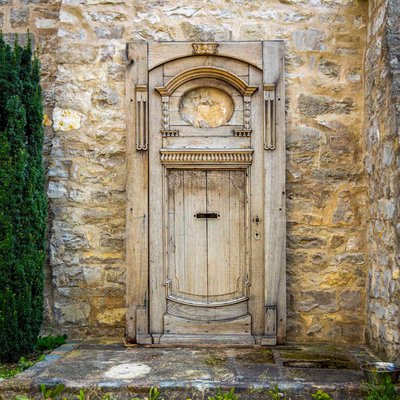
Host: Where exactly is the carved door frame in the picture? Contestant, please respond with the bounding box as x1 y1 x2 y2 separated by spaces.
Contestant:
126 41 286 345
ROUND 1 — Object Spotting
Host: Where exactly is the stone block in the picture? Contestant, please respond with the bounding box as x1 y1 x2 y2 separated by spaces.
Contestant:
97 308 126 325
94 26 124 40
58 43 98 64
298 94 354 117
83 267 104 286
56 302 90 324
319 58 340 77
53 107 84 131
35 18 58 29
181 21 232 41
10 7 29 28
298 290 337 313
287 125 324 151
339 290 361 310
47 181 68 199
292 29 326 51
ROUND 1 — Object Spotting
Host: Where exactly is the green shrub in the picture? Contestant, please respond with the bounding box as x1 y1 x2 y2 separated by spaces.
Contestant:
35 335 67 352
0 33 47 362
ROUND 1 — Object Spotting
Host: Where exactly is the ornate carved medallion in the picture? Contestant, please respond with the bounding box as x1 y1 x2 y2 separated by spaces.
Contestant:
179 87 234 128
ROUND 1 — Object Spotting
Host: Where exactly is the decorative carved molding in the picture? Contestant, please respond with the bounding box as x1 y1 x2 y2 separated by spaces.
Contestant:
233 129 252 137
161 96 169 131
264 84 276 150
160 149 253 166
155 67 258 97
192 42 219 55
161 130 179 137
243 95 252 130
233 95 253 137
135 85 148 151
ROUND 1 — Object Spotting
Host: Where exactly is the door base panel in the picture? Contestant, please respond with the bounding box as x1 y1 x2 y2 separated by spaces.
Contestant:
164 314 252 335
160 333 256 345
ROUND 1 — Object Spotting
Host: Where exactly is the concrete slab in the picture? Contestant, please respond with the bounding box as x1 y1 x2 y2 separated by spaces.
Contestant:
0 340 385 399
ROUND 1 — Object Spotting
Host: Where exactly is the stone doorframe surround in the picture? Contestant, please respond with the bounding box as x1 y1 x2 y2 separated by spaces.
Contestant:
125 41 286 344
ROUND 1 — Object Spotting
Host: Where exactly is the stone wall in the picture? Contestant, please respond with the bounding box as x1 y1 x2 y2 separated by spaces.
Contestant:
1 0 370 342
364 0 400 363
49 0 368 341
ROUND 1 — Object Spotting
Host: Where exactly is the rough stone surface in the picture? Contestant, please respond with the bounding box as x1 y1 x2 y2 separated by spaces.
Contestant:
0 340 381 400
364 0 400 364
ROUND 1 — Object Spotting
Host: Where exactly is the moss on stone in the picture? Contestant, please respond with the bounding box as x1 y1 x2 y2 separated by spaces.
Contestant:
235 349 275 364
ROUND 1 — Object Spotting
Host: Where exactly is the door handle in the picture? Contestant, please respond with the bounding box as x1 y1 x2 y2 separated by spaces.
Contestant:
194 212 220 219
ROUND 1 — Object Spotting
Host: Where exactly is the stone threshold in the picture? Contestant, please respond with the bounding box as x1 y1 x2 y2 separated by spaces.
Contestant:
0 340 388 399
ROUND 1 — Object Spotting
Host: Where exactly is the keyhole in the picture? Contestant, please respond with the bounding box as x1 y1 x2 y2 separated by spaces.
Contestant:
254 232 261 240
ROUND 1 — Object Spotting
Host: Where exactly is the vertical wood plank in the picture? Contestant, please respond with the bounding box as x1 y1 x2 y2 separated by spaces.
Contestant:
126 42 149 342
263 41 286 344
183 171 208 299
149 65 165 335
207 171 232 299
248 65 265 340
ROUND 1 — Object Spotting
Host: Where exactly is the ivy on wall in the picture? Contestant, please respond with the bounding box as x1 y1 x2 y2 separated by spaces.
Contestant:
0 34 47 362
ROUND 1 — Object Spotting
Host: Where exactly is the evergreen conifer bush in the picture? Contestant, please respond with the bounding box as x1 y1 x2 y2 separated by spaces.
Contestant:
0 34 47 362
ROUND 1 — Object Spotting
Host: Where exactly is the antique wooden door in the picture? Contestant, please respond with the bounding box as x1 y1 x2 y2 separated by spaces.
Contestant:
126 42 286 345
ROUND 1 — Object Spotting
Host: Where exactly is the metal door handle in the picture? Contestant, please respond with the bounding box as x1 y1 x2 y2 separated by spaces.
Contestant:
194 212 220 219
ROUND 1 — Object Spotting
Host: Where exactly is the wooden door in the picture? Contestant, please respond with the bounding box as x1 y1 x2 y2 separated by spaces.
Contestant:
126 41 286 345
166 170 248 305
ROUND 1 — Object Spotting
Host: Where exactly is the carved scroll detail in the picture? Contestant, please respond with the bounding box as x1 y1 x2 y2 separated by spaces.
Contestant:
160 149 253 166
136 85 148 151
264 84 276 150
192 42 218 55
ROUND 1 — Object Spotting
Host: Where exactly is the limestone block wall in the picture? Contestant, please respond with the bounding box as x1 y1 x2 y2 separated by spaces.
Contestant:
49 0 368 341
1 0 370 342
364 0 400 363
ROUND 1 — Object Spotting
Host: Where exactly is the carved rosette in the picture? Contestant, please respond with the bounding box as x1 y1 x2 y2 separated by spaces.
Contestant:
264 84 276 150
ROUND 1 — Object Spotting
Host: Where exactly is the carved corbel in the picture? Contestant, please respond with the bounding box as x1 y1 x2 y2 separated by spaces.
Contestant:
136 85 148 151
264 84 276 150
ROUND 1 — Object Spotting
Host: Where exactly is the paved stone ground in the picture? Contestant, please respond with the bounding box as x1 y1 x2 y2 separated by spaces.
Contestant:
0 340 386 399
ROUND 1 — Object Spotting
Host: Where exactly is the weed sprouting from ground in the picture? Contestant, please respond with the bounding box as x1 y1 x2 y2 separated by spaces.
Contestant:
311 390 333 400
208 388 238 400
